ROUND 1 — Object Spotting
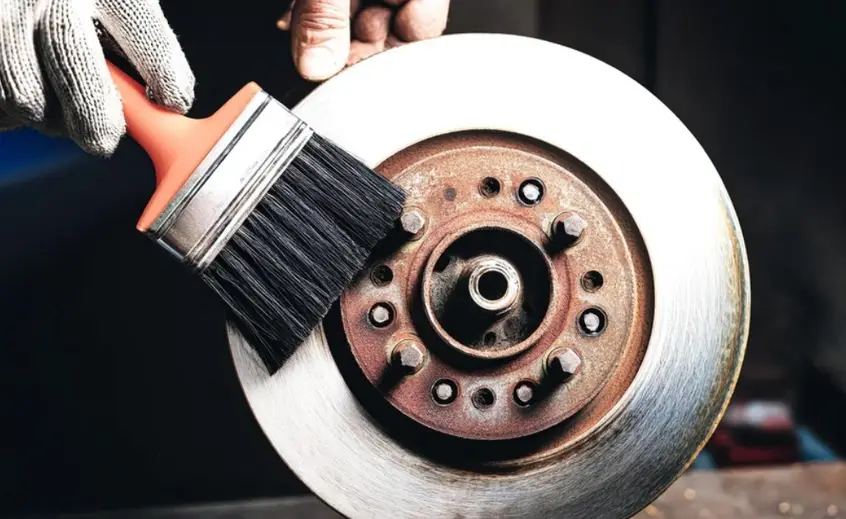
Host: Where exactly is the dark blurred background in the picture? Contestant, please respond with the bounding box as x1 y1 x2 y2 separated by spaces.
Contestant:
1 0 845 516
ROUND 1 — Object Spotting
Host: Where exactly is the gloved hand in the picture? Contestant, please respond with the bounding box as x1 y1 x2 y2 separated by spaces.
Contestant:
0 0 195 157
277 0 450 81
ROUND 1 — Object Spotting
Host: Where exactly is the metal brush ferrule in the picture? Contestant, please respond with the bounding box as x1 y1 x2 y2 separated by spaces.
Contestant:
147 91 314 271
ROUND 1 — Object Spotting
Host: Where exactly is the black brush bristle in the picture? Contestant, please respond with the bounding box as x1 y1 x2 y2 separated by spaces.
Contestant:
203 133 406 373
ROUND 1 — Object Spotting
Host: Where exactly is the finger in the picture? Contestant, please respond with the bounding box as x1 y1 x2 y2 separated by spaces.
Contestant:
277 0 295 31
282 1 360 35
394 0 449 42
36 0 124 156
385 34 405 50
353 6 391 43
347 40 384 66
95 0 195 114
277 10 293 31
0 0 49 125
93 18 129 61
292 0 351 81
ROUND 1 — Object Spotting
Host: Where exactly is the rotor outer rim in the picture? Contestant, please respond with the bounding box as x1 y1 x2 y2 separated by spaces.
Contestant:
229 33 750 519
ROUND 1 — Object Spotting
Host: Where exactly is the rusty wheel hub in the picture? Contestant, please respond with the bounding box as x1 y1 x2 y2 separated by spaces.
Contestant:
339 131 652 441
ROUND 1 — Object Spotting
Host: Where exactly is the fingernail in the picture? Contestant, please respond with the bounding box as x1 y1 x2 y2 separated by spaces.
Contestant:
277 13 292 30
298 46 343 81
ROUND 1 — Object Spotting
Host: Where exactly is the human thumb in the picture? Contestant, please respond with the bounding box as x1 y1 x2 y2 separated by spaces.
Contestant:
292 0 351 81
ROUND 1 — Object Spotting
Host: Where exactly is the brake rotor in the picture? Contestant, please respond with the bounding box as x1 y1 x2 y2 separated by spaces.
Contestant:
229 34 749 519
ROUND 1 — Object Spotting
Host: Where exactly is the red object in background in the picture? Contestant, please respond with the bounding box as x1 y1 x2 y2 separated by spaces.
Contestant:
708 401 800 467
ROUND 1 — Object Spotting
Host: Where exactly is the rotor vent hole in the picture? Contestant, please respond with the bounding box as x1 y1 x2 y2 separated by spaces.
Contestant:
472 388 495 409
582 270 604 292
478 271 508 301
479 177 501 197
483 332 497 346
371 265 393 286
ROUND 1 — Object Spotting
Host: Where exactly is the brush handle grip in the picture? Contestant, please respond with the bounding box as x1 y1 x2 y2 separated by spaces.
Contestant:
106 61 262 231
106 62 195 183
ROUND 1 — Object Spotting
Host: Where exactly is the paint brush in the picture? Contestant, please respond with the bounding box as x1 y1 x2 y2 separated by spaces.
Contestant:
108 62 405 372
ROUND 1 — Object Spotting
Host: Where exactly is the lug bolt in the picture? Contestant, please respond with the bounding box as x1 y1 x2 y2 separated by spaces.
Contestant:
547 347 582 379
513 382 535 406
432 379 458 404
578 308 607 336
518 178 545 205
400 208 427 239
369 303 394 328
552 212 587 246
391 340 427 374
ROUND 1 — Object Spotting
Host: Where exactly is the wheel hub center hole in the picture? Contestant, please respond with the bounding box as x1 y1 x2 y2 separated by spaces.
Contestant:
477 270 508 301
425 228 553 353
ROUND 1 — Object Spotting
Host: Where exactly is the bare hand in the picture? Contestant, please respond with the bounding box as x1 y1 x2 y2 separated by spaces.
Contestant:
277 0 450 81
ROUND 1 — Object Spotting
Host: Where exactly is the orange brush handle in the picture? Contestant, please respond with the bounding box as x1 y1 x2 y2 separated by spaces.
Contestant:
106 62 261 231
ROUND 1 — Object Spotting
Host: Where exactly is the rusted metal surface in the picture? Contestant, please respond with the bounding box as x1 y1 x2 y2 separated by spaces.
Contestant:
338 131 653 442
421 223 554 359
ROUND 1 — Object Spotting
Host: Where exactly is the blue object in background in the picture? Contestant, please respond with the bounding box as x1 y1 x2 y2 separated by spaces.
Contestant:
691 450 719 470
797 425 840 462
0 128 84 185
689 425 839 472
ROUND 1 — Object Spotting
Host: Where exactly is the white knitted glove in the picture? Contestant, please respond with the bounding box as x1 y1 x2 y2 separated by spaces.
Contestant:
0 0 195 156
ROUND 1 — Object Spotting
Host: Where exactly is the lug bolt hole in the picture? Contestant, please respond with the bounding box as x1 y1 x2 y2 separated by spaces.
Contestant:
517 178 545 206
371 265 394 286
432 379 458 405
581 270 604 292
479 177 501 197
471 388 495 409
368 303 394 328
578 307 607 336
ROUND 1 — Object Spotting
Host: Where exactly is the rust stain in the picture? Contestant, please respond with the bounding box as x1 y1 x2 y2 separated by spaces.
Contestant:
338 131 653 444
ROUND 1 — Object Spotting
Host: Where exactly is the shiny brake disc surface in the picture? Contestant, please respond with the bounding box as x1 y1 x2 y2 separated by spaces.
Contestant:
228 34 749 519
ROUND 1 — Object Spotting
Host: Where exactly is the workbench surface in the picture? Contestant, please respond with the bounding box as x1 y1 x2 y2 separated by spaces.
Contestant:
632 462 846 518
61 463 846 519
